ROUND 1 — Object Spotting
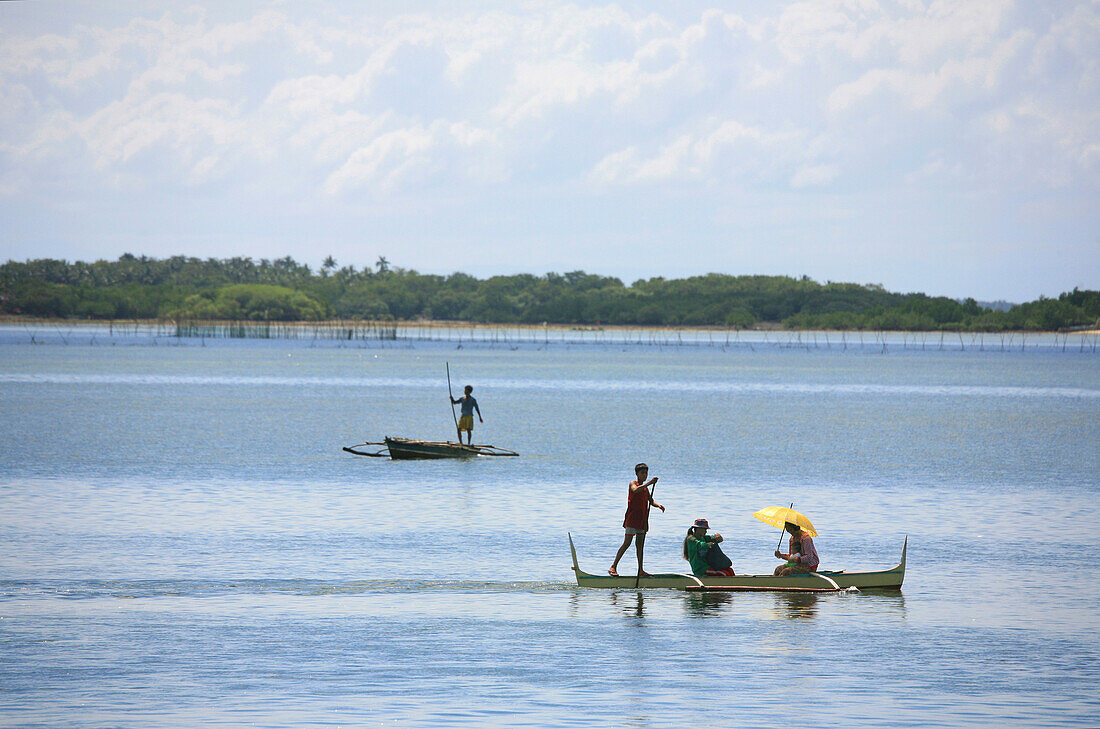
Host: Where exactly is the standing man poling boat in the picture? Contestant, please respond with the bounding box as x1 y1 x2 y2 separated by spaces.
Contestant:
450 385 482 445
608 463 664 577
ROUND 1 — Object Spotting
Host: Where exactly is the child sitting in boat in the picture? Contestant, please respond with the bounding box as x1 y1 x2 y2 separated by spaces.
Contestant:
683 519 736 577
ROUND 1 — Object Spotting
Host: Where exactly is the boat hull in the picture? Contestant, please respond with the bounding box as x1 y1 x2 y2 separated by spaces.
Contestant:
384 437 481 460
342 437 518 459
568 533 905 591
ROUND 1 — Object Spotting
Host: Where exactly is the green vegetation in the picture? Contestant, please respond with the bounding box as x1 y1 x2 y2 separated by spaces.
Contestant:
1 254 1097 332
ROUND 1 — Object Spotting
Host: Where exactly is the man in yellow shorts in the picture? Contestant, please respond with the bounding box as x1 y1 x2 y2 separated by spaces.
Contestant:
451 384 483 444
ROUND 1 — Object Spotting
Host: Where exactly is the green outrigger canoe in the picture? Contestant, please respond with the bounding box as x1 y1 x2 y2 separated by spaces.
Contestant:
568 533 906 592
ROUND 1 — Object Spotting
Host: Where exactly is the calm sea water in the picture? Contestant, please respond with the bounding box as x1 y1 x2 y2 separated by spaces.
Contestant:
1 329 1098 727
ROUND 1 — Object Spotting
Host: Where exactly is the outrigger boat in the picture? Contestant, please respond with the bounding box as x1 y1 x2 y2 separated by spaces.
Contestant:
568 533 906 592
343 363 520 460
343 436 519 460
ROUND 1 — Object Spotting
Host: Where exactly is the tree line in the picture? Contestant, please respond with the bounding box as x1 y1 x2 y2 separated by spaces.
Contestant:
1 254 1097 332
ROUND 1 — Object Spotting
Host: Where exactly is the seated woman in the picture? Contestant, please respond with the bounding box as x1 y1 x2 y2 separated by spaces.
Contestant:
773 521 820 576
682 518 736 577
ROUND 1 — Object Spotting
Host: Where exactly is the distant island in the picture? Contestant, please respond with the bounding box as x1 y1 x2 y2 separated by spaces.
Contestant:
2 254 1097 333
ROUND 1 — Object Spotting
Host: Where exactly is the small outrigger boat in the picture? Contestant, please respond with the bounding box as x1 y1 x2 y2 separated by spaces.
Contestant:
344 364 520 461
568 533 906 592
343 436 519 460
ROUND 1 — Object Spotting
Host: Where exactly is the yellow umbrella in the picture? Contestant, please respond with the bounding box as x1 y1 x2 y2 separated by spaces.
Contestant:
752 506 818 537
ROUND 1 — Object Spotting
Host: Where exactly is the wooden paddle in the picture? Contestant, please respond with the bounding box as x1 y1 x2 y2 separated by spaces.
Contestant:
446 362 460 442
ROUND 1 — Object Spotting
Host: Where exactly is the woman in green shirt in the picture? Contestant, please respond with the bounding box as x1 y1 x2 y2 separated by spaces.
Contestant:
682 518 735 577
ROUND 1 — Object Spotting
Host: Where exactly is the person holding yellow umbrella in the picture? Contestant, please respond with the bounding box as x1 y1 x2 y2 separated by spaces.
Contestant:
753 505 821 576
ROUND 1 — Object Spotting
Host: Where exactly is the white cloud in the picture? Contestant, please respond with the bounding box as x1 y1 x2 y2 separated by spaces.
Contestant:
77 92 248 183
904 158 963 185
791 164 839 188
323 124 436 194
0 32 78 76
826 29 1032 112
0 1 1096 300
2 1 1093 196
591 119 803 185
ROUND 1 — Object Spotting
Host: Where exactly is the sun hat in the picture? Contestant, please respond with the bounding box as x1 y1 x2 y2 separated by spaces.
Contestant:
693 518 709 530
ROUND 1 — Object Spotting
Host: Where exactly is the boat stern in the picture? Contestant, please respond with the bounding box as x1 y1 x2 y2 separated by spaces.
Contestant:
567 532 580 575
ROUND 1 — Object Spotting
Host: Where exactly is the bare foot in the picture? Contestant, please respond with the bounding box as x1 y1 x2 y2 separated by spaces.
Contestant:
638 571 651 578
608 567 618 576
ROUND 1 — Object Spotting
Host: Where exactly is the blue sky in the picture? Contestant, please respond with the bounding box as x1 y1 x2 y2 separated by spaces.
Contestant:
1 0 1097 302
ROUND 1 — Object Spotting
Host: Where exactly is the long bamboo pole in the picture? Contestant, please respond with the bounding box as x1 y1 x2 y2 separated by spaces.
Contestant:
446 362 460 442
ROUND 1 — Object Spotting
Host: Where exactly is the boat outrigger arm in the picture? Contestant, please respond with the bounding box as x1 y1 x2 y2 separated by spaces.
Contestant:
342 442 390 457
568 533 906 592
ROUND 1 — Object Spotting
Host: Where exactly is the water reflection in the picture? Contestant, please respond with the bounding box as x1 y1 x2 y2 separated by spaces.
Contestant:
608 589 647 620
564 587 908 622
683 591 734 617
857 590 908 617
772 592 819 619
756 590 906 621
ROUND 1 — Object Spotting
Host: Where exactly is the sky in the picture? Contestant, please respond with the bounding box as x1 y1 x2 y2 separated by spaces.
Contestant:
1 1 1097 302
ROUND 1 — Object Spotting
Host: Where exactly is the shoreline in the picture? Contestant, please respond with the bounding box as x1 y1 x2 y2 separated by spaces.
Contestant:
2 319 1095 353
0 316 1094 336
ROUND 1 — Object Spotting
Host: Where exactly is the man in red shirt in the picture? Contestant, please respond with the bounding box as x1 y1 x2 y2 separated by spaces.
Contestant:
608 463 665 577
